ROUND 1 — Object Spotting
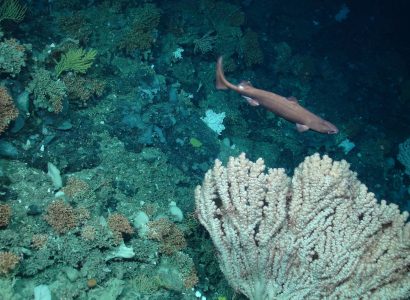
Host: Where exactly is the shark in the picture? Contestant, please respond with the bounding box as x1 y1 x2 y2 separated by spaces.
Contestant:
216 56 339 134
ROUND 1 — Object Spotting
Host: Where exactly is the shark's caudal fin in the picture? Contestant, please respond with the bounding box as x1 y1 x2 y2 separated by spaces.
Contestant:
216 57 228 90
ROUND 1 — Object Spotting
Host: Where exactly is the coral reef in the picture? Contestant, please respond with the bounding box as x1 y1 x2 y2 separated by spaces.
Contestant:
0 0 409 299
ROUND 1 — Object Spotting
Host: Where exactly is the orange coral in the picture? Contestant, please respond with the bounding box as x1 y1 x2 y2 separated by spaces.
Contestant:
118 3 161 53
148 218 186 255
75 207 90 225
57 13 92 43
0 87 18 135
0 204 11 227
81 225 96 241
62 177 90 198
0 251 19 275
4 38 26 53
108 213 134 244
183 266 199 289
87 278 97 288
44 200 77 234
31 234 48 250
62 73 105 108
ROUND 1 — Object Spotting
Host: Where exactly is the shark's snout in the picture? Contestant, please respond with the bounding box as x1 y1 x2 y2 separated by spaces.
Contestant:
325 123 339 134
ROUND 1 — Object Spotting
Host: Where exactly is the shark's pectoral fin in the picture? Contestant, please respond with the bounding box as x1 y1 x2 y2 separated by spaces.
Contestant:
296 123 310 132
242 96 260 106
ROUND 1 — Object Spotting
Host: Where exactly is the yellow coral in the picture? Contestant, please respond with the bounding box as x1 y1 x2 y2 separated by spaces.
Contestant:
0 0 26 24
55 48 97 77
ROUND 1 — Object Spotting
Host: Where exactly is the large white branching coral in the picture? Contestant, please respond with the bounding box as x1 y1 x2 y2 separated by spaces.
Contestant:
195 153 410 300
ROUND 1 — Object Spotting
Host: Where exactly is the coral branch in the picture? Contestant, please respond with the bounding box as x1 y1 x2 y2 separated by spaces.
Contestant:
195 153 410 300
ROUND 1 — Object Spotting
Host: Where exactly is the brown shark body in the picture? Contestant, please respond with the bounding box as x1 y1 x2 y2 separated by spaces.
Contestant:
216 57 338 134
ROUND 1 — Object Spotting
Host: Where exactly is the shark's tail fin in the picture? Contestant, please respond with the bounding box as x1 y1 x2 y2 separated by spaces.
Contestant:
216 56 228 90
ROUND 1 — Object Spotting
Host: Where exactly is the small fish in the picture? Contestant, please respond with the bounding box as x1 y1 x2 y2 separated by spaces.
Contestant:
216 57 338 134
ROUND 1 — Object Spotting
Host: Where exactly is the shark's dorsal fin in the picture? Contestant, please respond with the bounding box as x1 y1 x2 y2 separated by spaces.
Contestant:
239 80 253 88
287 96 301 107
287 96 298 103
